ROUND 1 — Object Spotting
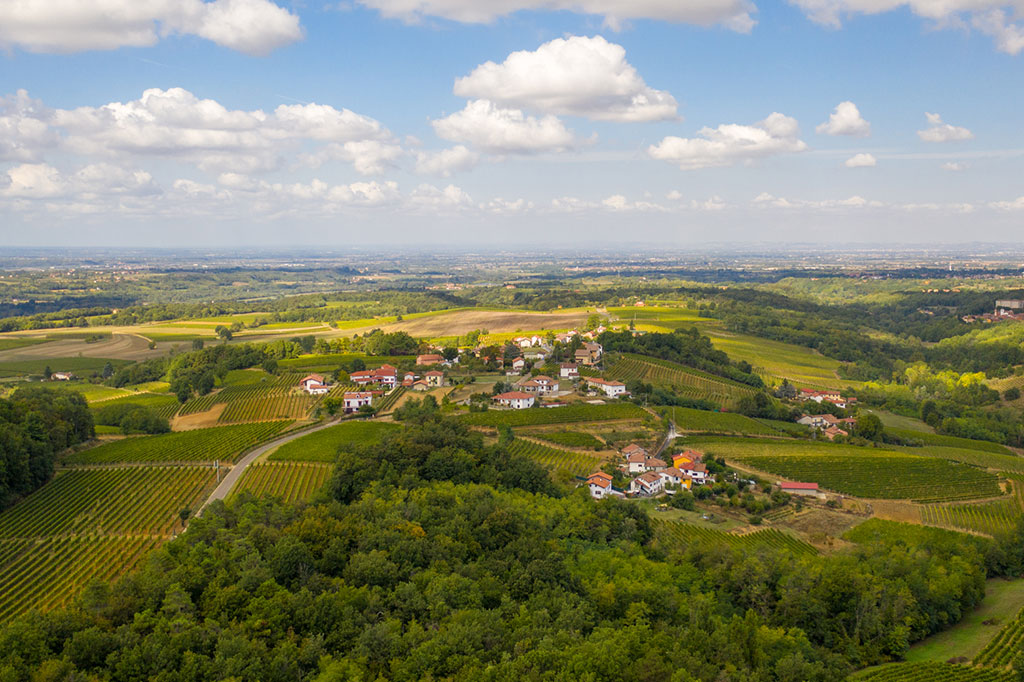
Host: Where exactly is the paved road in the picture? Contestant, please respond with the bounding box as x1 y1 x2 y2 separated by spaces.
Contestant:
197 418 340 515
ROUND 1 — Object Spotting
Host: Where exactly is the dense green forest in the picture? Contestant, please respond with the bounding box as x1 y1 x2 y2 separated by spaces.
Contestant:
3 411 1023 682
0 387 93 509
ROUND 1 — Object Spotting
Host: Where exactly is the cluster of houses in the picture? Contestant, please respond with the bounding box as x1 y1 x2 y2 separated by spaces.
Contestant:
796 413 858 440
798 388 856 410
585 445 712 499
962 299 1024 324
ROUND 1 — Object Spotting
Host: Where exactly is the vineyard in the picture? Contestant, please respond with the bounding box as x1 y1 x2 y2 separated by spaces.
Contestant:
911 446 1024 475
177 372 346 423
888 428 1015 455
0 467 216 537
653 520 818 557
667 407 779 436
0 536 158 624
461 402 647 427
732 453 1001 502
844 519 995 551
858 663 1016 681
91 391 181 420
65 421 289 464
921 499 1022 536
270 420 401 462
228 462 333 503
507 438 607 477
974 607 1024 667
531 430 606 450
374 387 406 413
605 353 757 409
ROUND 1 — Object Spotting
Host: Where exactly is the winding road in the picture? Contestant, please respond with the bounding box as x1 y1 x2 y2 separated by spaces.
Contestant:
197 418 340 516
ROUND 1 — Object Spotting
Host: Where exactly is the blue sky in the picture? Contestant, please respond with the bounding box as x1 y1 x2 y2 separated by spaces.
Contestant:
0 0 1022 246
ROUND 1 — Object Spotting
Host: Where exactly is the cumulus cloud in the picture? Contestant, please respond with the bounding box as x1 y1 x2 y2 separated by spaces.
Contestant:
0 90 59 162
10 87 400 175
941 161 966 171
917 112 974 142
409 183 474 210
992 196 1024 210
754 192 880 209
0 0 303 55
816 101 870 136
789 0 1024 55
356 0 756 32
431 100 579 154
454 36 677 122
415 145 481 176
648 112 807 170
845 152 876 167
601 194 665 211
1 162 160 199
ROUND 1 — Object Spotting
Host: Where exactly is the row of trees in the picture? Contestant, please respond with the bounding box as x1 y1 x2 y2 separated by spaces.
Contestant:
0 387 93 510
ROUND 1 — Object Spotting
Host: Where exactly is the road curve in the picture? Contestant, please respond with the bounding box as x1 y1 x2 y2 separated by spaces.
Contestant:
197 418 340 515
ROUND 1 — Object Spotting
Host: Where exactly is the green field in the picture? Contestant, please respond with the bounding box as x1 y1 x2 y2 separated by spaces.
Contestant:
270 420 401 462
0 467 215 537
921 499 1022 536
65 421 289 464
667 407 779 436
654 520 818 557
90 391 181 420
60 382 135 402
845 518 992 548
605 353 757 409
0 338 51 352
890 428 1016 455
461 402 648 427
507 438 607 477
689 438 1004 502
531 430 606 450
0 356 131 376
228 462 333 503
855 662 1015 681
0 536 158 624
872 411 936 434
909 446 1024 474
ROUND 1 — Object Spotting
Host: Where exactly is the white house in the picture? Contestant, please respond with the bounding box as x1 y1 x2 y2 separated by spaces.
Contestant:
780 481 825 499
300 374 330 395
629 472 664 497
342 391 374 413
519 375 559 395
678 461 710 485
587 377 627 398
559 363 579 380
586 472 623 499
51 372 74 381
659 467 692 490
493 391 536 409
507 357 527 376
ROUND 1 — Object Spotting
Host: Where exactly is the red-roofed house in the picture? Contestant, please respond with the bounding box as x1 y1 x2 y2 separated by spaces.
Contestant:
659 467 692 490
425 370 444 387
621 443 648 459
493 391 535 409
300 374 330 395
417 353 444 366
518 375 559 395
678 461 710 485
559 363 579 380
780 481 824 498
586 377 627 397
672 450 704 469
585 472 623 499
343 392 375 413
629 472 664 497
350 364 398 388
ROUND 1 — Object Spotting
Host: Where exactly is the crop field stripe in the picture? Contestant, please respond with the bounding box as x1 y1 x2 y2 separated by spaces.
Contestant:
460 402 647 427
229 462 333 503
858 662 1016 681
66 421 290 464
606 354 756 409
507 439 605 477
974 605 1024 667
920 499 1021 536
653 520 818 557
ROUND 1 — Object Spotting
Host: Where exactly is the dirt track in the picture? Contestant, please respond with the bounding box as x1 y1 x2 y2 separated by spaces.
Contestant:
0 333 174 362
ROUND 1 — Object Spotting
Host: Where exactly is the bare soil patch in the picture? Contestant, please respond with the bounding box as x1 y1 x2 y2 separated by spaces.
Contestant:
172 403 226 430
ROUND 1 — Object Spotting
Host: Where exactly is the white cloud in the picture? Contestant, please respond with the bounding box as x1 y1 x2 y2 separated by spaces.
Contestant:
22 87 400 175
2 162 161 199
356 0 756 32
454 36 678 122
754 192 881 209
816 101 870 136
941 161 966 171
789 0 1024 54
0 0 302 55
409 183 474 209
992 196 1024 210
415 145 480 176
648 112 807 170
845 152 876 167
917 112 974 142
601 194 666 211
666 189 683 200
431 100 579 154
2 164 67 198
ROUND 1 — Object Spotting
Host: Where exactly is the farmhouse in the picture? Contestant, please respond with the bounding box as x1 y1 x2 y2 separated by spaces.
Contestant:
559 363 579 379
621 443 649 459
402 372 417 387
507 356 527 375
659 467 692 490
411 379 430 391
416 353 444 366
493 391 536 409
626 453 666 474
51 372 74 381
678 461 710 485
672 450 703 469
350 364 398 388
585 472 624 499
342 391 375 413
300 374 330 395
629 472 664 497
425 370 444 387
586 377 627 398
574 348 595 366
518 375 559 395
780 481 825 499
823 425 848 441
